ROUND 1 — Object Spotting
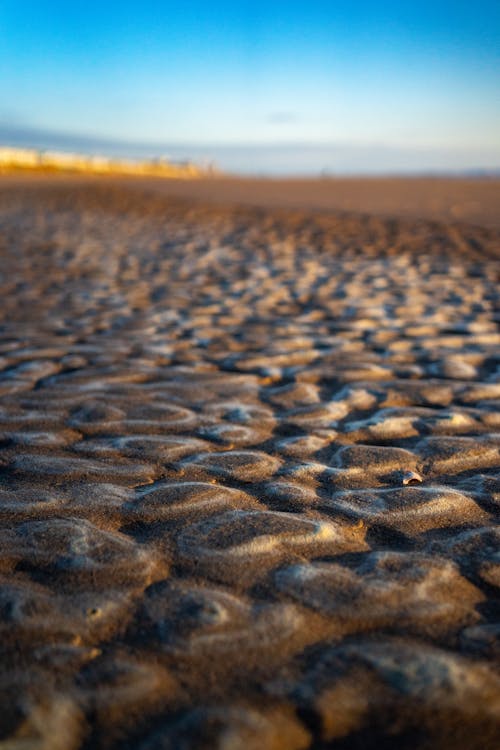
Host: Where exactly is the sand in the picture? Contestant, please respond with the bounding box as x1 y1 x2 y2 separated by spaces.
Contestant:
0 177 499 749
4 172 500 227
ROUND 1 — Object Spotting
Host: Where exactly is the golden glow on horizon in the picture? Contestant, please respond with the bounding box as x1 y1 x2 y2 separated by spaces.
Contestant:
0 147 205 178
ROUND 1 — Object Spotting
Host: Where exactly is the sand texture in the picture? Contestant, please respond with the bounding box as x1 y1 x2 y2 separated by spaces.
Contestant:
0 181 499 749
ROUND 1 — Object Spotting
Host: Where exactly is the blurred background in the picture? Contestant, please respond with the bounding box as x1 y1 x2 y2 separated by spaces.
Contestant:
0 1 499 175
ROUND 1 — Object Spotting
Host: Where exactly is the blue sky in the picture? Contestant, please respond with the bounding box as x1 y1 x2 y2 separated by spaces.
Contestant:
1 1 499 173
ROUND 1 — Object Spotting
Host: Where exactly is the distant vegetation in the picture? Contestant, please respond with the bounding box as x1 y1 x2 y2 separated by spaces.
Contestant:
0 147 207 178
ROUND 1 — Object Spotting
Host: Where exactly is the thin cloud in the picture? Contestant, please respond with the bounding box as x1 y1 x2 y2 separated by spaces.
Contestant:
267 113 298 124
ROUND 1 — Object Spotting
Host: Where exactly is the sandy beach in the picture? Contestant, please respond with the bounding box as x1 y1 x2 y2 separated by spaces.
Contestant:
0 176 499 749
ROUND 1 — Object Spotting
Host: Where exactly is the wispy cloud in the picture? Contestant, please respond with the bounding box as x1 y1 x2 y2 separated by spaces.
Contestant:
267 112 298 124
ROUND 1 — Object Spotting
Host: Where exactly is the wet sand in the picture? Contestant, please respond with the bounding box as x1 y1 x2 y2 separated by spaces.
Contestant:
0 178 499 749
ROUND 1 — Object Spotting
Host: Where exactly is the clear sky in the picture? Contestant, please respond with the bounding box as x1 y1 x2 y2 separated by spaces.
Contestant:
1 1 499 173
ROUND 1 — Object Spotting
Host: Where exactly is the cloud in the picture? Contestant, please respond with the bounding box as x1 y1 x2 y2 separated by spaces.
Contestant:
267 112 298 124
0 122 119 151
0 110 31 127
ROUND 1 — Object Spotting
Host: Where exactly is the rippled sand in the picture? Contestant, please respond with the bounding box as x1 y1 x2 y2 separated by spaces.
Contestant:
0 180 499 749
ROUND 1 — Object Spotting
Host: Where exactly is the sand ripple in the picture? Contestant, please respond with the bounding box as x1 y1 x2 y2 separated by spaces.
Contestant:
0 184 498 748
